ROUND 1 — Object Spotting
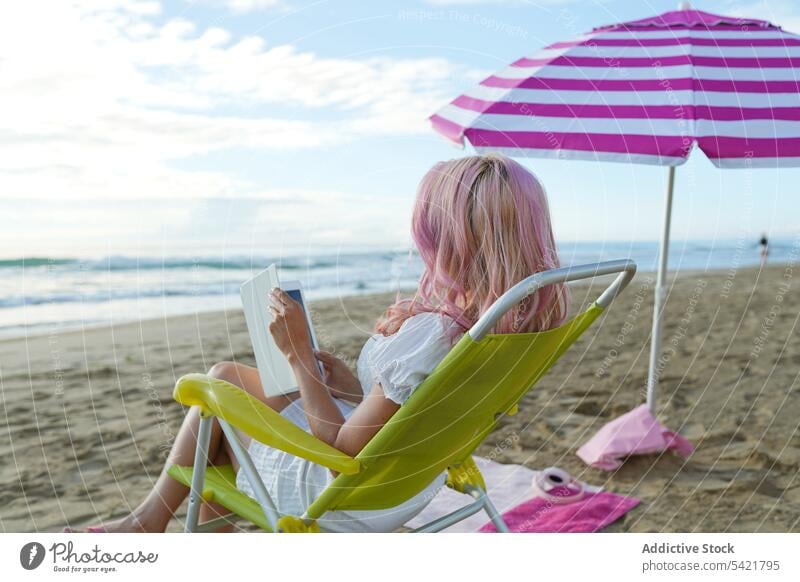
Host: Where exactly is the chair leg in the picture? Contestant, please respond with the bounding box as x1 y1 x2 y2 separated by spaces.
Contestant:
217 418 281 532
465 484 510 533
412 497 486 533
414 486 510 533
480 490 510 533
185 414 213 533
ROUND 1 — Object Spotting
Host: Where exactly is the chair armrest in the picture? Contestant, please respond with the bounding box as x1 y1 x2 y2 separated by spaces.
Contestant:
469 259 636 341
173 373 360 475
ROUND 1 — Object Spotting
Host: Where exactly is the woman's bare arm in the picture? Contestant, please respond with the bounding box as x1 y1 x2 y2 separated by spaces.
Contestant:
290 354 398 453
287 350 347 445
333 383 399 457
269 287 399 451
268 288 346 444
314 349 364 404
291 352 398 454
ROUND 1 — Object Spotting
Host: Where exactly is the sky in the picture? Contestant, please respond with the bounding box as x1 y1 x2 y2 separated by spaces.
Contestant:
1 0 799 259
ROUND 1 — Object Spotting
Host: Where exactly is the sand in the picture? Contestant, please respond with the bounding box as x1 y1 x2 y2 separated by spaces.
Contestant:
1 265 798 532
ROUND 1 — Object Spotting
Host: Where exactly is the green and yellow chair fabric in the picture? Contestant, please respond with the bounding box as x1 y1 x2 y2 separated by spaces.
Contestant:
168 259 636 533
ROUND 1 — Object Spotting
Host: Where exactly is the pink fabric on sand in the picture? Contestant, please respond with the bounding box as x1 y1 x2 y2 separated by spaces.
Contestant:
479 491 639 533
577 404 694 471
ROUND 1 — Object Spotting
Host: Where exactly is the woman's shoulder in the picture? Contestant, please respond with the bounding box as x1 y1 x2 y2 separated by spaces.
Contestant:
369 311 461 348
394 311 461 339
368 311 464 405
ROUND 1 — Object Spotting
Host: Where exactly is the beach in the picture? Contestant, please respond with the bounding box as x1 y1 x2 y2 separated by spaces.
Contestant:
1 264 798 533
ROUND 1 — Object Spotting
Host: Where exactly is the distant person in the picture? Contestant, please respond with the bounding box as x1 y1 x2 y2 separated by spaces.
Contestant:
759 233 769 266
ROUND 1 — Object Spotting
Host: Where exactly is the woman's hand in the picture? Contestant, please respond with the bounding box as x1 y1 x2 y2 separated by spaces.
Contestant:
269 292 346 446
268 288 313 364
314 350 363 404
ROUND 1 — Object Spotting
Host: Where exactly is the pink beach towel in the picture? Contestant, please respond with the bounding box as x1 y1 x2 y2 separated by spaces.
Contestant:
479 491 639 533
577 404 694 471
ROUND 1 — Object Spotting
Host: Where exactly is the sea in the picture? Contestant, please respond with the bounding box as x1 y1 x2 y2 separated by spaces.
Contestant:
1 239 796 339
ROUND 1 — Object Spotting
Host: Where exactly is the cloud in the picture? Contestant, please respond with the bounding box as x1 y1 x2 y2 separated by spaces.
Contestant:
0 0 470 199
2 187 415 256
251 189 413 248
189 0 286 13
221 0 284 12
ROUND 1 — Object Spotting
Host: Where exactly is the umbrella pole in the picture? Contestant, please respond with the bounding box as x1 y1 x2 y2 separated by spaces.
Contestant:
646 166 676 412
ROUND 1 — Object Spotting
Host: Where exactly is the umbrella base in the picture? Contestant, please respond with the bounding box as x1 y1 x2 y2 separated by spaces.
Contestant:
577 404 694 471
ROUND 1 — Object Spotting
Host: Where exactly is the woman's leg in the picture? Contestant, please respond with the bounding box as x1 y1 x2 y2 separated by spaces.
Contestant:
194 364 301 532
68 361 299 532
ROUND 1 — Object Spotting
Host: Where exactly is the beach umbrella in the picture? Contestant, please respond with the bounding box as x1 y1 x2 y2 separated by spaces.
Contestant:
429 3 800 468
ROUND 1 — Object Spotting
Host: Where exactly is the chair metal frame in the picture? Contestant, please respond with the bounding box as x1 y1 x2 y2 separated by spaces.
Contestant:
180 259 636 533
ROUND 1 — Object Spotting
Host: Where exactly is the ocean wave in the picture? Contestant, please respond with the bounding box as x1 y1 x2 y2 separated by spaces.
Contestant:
0 257 77 268
0 265 424 309
0 286 239 308
0 252 412 272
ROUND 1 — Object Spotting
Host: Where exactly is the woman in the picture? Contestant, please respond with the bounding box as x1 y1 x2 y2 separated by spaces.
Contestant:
66 154 567 533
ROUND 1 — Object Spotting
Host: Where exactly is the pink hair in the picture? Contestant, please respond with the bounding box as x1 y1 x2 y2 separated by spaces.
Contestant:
376 154 568 339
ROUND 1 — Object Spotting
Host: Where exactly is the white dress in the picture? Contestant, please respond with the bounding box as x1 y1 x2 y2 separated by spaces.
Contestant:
235 311 463 532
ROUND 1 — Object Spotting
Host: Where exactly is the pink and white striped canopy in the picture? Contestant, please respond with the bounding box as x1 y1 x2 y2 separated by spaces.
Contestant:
430 9 800 168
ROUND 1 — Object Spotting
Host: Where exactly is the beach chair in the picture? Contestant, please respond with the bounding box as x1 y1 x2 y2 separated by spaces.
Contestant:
168 259 636 532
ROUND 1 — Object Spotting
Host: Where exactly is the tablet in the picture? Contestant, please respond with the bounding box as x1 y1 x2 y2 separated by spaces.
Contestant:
240 264 321 397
